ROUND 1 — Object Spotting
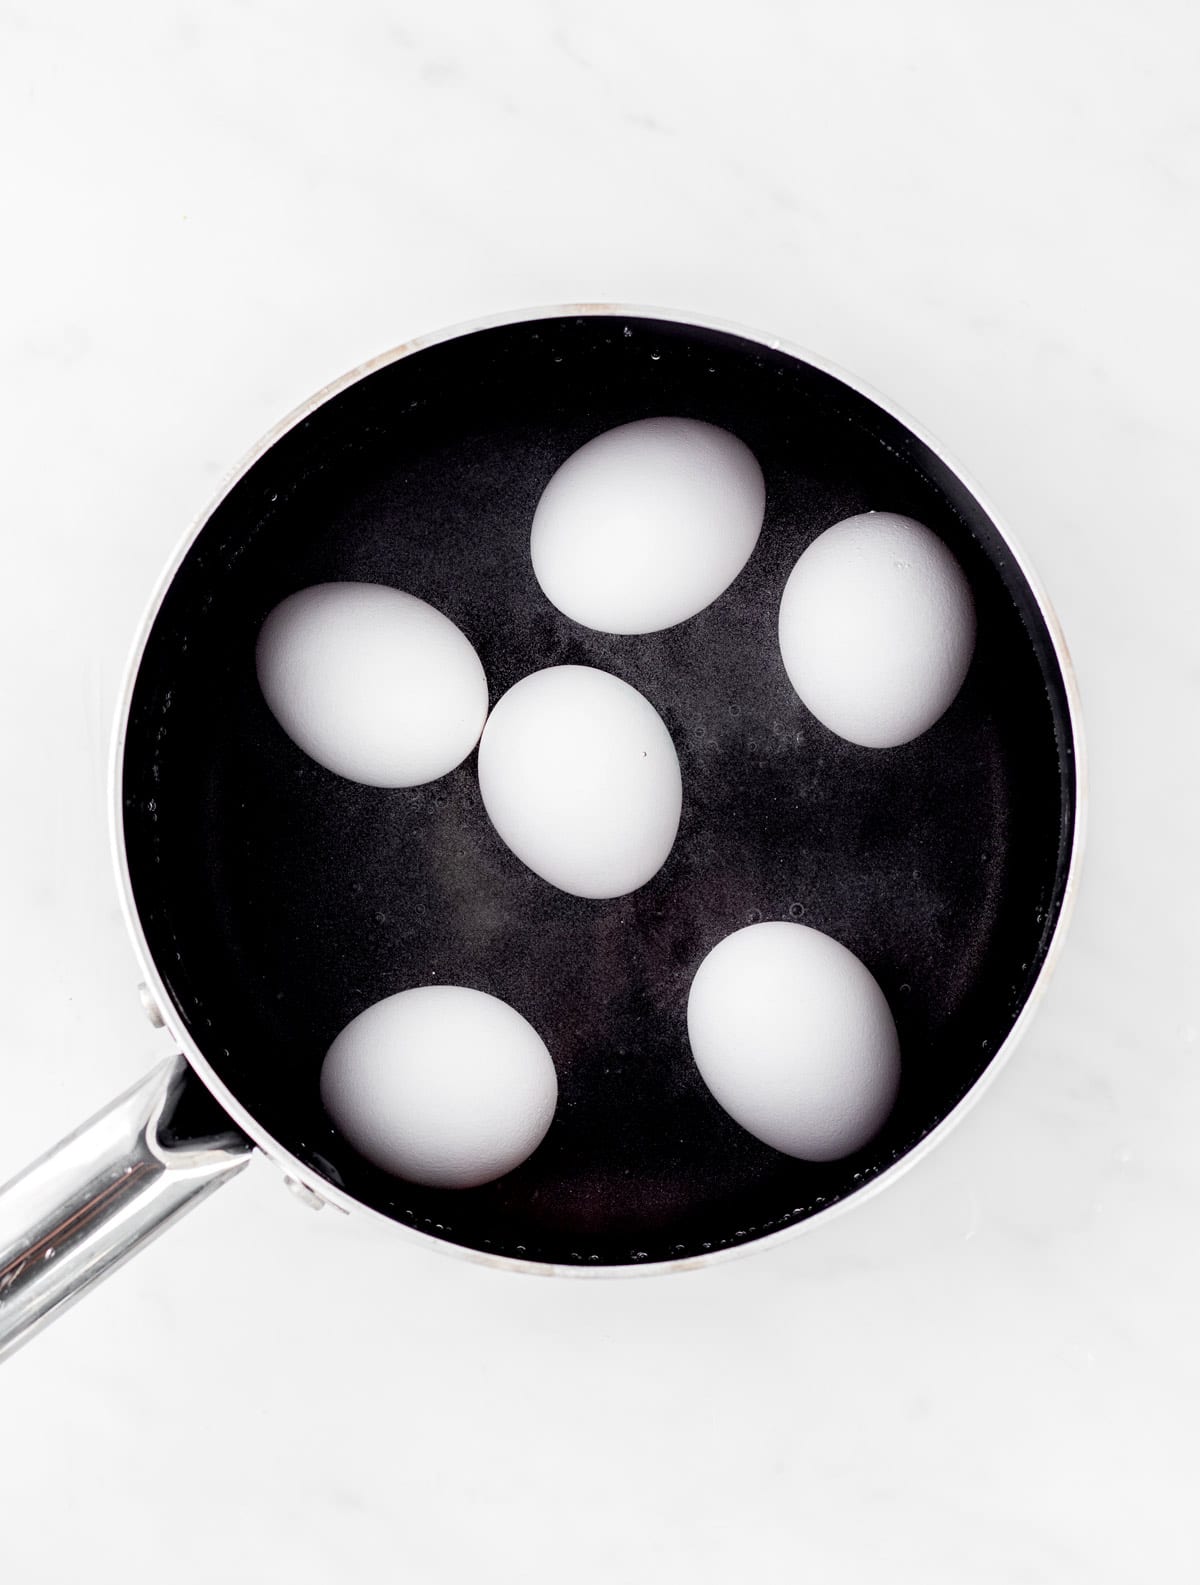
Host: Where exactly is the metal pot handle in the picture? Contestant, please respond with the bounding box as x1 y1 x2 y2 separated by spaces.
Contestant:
0 1055 252 1362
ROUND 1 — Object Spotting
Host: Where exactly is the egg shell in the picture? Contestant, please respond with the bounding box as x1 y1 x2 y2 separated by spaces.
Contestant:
530 416 765 634
256 581 489 787
477 664 682 899
320 985 558 1189
687 921 901 1162
778 511 976 749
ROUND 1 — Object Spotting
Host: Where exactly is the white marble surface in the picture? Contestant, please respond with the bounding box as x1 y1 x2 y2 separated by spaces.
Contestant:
1 2 1198 1578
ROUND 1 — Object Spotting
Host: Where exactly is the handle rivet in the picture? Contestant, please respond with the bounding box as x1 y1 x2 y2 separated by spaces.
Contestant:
283 1175 326 1212
137 984 165 1029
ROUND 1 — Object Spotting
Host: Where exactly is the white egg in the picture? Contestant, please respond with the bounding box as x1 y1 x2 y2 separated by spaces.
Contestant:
320 985 558 1189
778 512 975 749
477 665 682 899
256 582 489 787
687 921 900 1162
530 417 765 634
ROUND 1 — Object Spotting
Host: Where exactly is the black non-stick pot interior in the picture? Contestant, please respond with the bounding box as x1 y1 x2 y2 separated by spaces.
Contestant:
122 313 1076 1265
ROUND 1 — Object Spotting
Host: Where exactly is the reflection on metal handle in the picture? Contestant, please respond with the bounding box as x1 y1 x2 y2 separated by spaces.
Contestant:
0 1056 252 1362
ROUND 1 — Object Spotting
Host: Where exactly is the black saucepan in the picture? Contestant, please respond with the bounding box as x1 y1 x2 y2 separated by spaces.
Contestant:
0 307 1082 1357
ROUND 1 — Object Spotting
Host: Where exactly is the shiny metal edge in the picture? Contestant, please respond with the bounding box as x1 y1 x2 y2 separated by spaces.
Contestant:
0 1056 252 1359
108 303 1087 1279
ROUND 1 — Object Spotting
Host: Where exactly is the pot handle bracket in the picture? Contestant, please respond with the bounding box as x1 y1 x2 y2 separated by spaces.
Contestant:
0 1056 252 1362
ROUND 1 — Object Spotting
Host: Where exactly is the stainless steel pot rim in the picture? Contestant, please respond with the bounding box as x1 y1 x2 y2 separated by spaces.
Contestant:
109 302 1087 1277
